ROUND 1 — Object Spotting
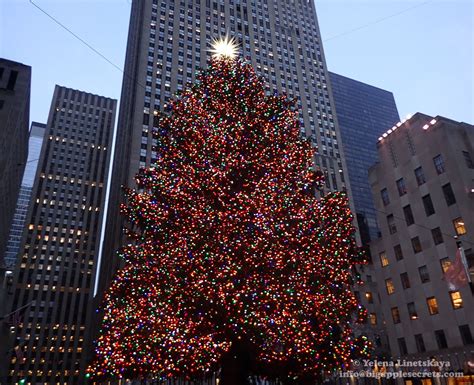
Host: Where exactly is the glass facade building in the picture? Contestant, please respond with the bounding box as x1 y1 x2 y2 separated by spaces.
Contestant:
4 122 46 269
329 72 399 245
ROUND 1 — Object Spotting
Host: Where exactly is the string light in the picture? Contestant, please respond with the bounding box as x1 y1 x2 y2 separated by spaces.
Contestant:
88 55 369 382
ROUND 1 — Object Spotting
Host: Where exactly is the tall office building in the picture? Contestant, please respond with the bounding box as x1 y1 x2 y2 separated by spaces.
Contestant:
4 86 116 385
329 72 400 246
369 113 473 381
4 122 46 269
0 59 31 269
98 0 354 297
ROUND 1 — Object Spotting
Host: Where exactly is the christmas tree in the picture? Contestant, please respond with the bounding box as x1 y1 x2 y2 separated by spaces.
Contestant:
89 39 369 384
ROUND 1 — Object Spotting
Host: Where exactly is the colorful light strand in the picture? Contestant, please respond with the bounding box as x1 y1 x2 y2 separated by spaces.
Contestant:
88 57 369 382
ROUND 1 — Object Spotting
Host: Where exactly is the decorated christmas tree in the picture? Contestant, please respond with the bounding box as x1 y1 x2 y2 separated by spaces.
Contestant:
88 39 369 384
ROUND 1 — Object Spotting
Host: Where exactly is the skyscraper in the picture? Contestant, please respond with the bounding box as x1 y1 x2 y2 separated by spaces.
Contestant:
0 58 31 269
369 113 473 378
98 0 354 297
3 86 116 385
329 72 400 246
4 122 46 269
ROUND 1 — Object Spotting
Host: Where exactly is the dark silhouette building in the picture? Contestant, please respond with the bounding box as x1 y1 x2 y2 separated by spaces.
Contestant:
0 59 31 269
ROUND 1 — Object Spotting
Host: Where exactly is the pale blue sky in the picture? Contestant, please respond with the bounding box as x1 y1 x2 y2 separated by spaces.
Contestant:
1 0 472 125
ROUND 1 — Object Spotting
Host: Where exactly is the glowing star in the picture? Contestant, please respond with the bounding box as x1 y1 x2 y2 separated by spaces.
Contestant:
210 36 238 59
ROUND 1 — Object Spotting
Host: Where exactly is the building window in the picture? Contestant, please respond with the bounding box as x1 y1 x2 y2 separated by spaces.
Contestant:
407 302 418 320
391 307 401 324
442 183 456 206
422 194 435 216
433 154 445 174
403 205 415 226
418 265 430 283
450 291 463 309
459 325 474 345
394 244 404 261
453 217 467 235
6 70 18 91
396 178 407 196
385 278 395 295
415 333 426 353
387 214 397 234
365 292 374 304
380 252 389 267
400 272 411 289
398 337 408 355
435 329 448 349
411 236 422 253
431 227 444 245
440 257 452 273
414 166 426 185
462 151 474 169
426 297 439 315
381 188 390 206
369 313 377 325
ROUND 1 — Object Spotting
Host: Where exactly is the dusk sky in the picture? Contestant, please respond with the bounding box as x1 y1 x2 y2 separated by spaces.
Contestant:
1 0 472 126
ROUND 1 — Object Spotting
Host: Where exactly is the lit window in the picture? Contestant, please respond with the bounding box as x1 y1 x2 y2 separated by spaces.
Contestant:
385 278 395 295
427 297 439 315
369 313 377 325
453 217 467 235
380 252 389 267
450 291 463 309
440 257 452 273
365 292 373 304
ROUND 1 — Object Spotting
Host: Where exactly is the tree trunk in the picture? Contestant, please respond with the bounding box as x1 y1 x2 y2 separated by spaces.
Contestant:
220 341 251 385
